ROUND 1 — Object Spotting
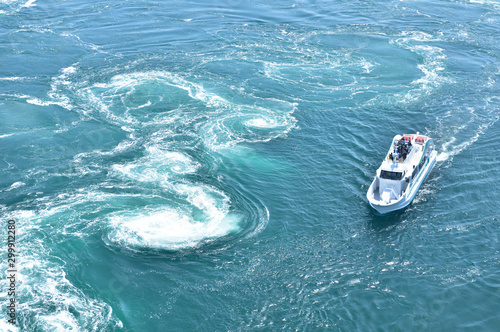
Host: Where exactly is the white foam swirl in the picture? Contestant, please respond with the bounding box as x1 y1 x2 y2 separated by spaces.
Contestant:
106 184 241 250
72 70 297 150
0 210 122 331
107 146 242 250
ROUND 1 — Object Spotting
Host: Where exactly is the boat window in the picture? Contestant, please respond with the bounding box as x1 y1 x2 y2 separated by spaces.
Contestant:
419 156 427 169
380 170 403 180
412 166 419 179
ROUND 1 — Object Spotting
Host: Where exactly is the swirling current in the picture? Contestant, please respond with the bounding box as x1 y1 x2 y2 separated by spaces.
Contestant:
1 0 500 330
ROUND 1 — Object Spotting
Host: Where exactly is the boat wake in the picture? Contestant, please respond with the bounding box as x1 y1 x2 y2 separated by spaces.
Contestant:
434 97 500 165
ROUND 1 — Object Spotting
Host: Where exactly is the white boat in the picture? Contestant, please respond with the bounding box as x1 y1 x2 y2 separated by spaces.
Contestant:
367 133 437 214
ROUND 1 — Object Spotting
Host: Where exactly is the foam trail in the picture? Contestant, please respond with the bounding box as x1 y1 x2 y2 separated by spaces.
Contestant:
0 320 18 332
112 147 200 184
436 152 449 162
4 181 25 191
435 98 500 163
391 30 453 103
438 122 494 162
0 77 25 81
21 0 35 7
0 209 123 331
0 0 37 15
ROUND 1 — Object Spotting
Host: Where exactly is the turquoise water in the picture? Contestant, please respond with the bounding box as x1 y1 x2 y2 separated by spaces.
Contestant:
1 0 500 330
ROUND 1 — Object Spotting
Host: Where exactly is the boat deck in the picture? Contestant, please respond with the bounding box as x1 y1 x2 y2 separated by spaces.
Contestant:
372 190 381 201
383 143 423 171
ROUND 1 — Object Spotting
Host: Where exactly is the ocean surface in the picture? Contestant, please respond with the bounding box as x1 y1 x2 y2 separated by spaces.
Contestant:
1 0 500 330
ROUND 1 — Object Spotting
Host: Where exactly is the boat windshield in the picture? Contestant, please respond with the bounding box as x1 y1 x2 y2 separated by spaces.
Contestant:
380 170 403 180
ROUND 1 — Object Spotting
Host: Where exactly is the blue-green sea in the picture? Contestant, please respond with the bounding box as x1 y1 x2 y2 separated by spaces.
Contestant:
1 0 500 330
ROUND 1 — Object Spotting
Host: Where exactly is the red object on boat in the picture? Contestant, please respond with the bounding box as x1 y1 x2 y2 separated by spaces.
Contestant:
415 136 427 144
402 134 414 142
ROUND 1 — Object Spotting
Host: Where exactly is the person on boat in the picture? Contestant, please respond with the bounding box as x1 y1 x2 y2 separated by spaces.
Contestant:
397 144 403 155
389 152 393 161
